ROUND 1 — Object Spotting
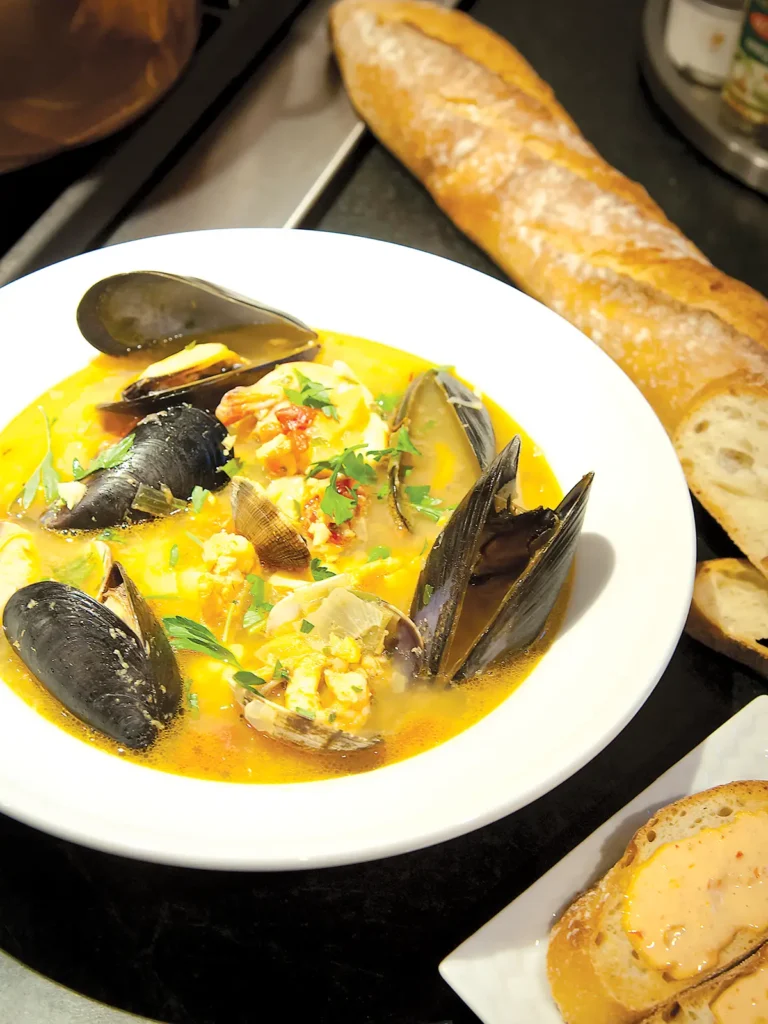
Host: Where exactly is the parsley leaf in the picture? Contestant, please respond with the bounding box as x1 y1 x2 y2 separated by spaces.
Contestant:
391 426 421 456
233 670 268 694
341 448 376 486
310 558 336 581
169 544 179 568
272 659 289 681
73 433 134 480
163 616 241 667
190 486 209 513
367 545 391 562
284 370 339 421
295 706 316 720
21 408 60 509
405 484 452 522
183 679 200 718
221 457 242 479
375 392 402 416
300 619 315 634
321 484 357 525
308 444 370 525
243 574 273 630
422 583 435 606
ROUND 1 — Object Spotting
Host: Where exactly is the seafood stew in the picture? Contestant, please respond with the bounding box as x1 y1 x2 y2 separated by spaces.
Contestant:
0 273 591 784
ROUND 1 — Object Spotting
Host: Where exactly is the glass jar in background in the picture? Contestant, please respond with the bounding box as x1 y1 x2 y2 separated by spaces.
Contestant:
0 0 199 173
664 0 745 88
721 0 768 143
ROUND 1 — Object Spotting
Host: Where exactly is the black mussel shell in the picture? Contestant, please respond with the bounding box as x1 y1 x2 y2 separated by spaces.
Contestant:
77 271 317 357
411 434 593 681
389 369 496 531
3 577 182 749
98 341 320 416
43 405 228 531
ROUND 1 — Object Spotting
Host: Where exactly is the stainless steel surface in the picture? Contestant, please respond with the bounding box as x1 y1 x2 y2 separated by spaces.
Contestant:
0 950 161 1023
110 0 460 243
642 0 768 194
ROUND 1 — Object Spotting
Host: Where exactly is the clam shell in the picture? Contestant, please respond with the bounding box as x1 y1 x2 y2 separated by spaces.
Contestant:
231 476 309 573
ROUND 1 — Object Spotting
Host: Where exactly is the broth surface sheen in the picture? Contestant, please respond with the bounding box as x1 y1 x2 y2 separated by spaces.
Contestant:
0 330 563 783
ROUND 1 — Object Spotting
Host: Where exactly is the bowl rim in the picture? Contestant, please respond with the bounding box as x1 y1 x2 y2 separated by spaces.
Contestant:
0 228 696 870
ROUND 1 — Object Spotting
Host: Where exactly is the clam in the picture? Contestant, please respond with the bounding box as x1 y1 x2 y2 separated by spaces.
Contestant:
3 564 182 749
43 405 228 531
411 436 593 681
233 579 423 752
389 369 495 530
230 476 309 573
75 271 321 415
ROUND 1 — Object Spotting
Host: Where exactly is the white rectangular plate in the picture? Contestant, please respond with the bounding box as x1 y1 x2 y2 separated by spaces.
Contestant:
440 694 768 1024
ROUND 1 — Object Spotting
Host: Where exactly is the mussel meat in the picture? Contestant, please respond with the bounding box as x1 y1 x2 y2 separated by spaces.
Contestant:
411 436 593 681
233 576 423 752
230 476 309 573
3 564 182 749
43 405 228 531
389 369 495 531
77 271 317 356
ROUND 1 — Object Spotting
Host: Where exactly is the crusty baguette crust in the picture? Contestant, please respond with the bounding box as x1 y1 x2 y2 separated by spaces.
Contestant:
686 558 768 678
330 0 768 435
644 944 768 1023
546 781 768 1024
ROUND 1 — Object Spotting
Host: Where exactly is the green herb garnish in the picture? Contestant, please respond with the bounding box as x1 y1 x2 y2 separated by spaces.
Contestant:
169 544 179 569
376 483 389 501
22 407 60 509
351 684 363 693
310 558 336 581
300 619 315 634
374 392 402 416
328 711 337 724
272 660 289 681
190 486 209 513
367 545 391 562
184 679 200 718
307 444 372 525
405 484 451 522
422 583 434 606
73 433 134 481
391 426 420 456
98 528 125 544
55 551 97 588
163 616 240 667
284 370 339 420
233 670 268 694
221 458 242 479
295 706 316 720
243 574 273 630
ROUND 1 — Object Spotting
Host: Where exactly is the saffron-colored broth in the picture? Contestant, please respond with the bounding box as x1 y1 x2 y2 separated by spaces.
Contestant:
0 330 563 783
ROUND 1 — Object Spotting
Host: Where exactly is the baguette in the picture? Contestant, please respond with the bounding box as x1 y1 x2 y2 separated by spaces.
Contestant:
546 781 768 1024
330 0 768 577
643 944 768 1023
686 557 768 678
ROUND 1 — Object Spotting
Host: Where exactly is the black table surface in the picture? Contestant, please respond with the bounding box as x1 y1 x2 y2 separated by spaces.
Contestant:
3 2 768 1023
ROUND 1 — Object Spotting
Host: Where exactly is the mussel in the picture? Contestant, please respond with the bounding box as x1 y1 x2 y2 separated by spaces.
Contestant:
43 405 228 531
389 369 495 530
233 576 423 752
230 476 309 573
3 564 182 749
76 272 321 415
411 436 593 681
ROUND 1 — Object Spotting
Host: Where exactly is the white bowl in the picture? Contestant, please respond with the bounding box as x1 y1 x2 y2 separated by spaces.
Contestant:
0 229 695 870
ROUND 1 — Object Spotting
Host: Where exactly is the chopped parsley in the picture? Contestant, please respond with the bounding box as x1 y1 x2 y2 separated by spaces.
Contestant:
73 433 134 480
367 545 391 562
295 706 316 720
233 670 268 694
368 427 422 463
243 574 273 630
98 528 125 544
184 679 200 719
163 616 240 667
221 457 242 479
422 583 434 606
374 392 402 416
190 486 210 513
308 445 372 525
169 544 179 568
272 659 289 681
405 484 452 522
351 684 363 693
300 619 315 634
284 370 339 420
310 558 336 581
328 711 337 724
22 407 60 509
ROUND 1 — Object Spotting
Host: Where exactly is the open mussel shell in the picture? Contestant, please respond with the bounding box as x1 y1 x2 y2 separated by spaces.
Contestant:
3 565 182 749
389 368 495 531
411 435 593 681
43 405 228 531
77 271 317 356
98 339 321 417
231 476 309 573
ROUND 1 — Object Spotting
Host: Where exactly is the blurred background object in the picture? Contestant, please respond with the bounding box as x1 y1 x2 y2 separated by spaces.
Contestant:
0 0 199 173
721 0 768 144
664 0 743 87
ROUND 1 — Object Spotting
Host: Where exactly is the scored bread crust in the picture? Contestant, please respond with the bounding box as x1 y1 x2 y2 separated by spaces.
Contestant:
643 943 768 1023
686 558 768 678
330 0 768 578
546 781 768 1024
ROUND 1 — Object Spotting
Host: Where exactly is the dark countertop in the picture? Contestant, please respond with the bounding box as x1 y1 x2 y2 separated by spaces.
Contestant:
1 2 767 1023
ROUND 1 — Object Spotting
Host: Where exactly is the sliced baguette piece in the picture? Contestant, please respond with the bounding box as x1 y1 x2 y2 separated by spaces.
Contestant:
546 781 768 1024
643 944 768 1023
675 375 768 580
686 558 768 678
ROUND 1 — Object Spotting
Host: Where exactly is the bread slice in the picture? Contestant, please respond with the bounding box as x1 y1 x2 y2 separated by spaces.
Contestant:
547 781 768 1024
675 375 768 582
643 944 768 1023
686 558 768 678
